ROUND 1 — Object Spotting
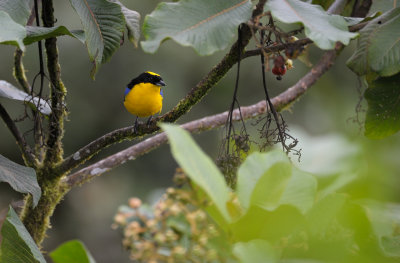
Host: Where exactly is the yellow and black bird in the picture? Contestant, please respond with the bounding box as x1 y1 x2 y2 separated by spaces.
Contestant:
123 71 166 131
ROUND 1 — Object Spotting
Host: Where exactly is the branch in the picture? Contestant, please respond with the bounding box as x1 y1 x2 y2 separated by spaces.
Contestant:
13 5 37 94
56 0 268 175
13 49 31 93
41 0 67 167
63 43 343 189
243 20 367 59
0 104 35 166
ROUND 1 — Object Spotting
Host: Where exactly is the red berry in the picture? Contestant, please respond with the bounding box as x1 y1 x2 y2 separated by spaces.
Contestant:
272 66 280 75
273 55 285 68
272 65 287 76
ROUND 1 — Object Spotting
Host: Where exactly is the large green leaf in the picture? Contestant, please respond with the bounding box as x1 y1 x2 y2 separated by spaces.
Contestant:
248 162 292 210
236 150 316 214
0 154 41 207
233 239 278 263
108 0 141 47
50 240 96 263
0 207 46 263
230 205 306 242
0 0 30 26
161 124 231 222
24 26 85 45
0 10 26 51
318 173 358 199
141 0 252 55
357 200 400 257
237 151 289 211
364 74 400 139
266 0 358 50
347 8 400 77
279 168 317 214
69 0 125 79
306 193 347 236
0 80 51 115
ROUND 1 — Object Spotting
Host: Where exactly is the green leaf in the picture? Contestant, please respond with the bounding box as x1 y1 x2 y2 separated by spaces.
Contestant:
369 0 400 16
347 8 400 77
306 193 347 236
237 151 317 214
364 74 400 139
279 168 317 214
161 124 231 222
249 162 292 210
50 240 96 263
357 200 400 257
0 0 30 25
0 154 41 207
69 0 125 79
0 207 46 263
381 236 400 257
0 10 26 51
237 150 316 214
233 239 279 263
141 0 252 55
265 0 358 50
318 173 358 199
108 0 141 47
0 80 51 115
230 205 305 242
237 150 317 213
236 151 290 211
24 26 85 45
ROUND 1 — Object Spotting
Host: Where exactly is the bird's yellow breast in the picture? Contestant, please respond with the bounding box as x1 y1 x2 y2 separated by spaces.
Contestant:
124 83 163 117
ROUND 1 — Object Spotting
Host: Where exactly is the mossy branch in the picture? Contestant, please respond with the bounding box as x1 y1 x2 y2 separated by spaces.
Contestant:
13 49 31 93
20 0 68 246
41 0 67 166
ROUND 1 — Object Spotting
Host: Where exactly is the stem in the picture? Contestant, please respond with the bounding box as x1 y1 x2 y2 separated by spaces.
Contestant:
41 0 67 166
13 49 31 93
20 0 67 246
20 175 63 245
0 104 35 166
226 26 243 154
33 0 45 161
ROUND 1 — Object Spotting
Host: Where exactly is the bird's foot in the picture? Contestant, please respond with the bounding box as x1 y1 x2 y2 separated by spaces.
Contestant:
146 116 153 127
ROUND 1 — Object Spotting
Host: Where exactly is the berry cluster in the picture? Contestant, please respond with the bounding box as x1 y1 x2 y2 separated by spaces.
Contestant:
271 36 302 80
113 170 226 262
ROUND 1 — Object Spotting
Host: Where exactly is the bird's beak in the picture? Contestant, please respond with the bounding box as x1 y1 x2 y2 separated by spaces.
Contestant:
156 80 166 87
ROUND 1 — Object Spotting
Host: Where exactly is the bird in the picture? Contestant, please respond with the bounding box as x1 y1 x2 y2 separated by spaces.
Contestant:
123 71 166 132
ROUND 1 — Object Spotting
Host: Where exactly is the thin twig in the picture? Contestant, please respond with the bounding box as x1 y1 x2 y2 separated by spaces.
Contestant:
63 43 343 189
226 26 243 154
32 0 46 160
0 104 35 166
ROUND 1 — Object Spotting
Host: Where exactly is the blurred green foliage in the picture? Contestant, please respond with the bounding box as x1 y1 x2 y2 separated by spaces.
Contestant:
114 125 400 262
